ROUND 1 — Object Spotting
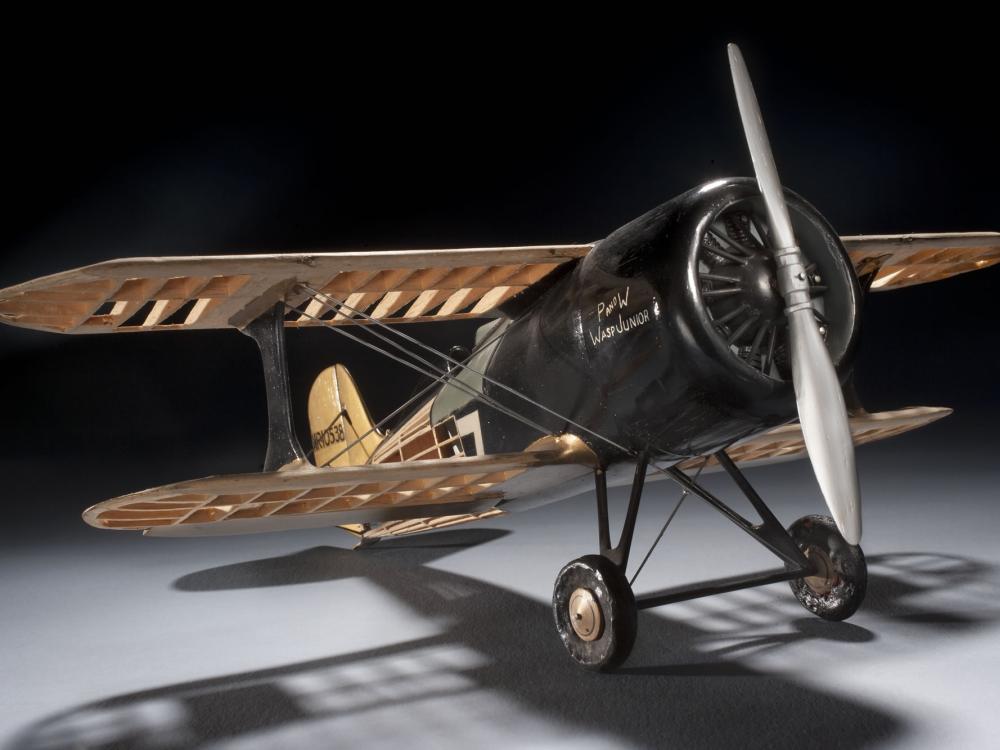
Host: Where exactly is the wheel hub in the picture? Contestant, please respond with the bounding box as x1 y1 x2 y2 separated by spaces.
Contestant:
803 545 840 596
568 587 603 641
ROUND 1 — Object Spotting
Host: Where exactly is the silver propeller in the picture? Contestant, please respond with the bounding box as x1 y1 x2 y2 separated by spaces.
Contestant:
727 43 861 545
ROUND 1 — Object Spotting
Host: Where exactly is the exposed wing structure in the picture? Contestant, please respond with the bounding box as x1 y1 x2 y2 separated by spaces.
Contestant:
79 406 949 538
337 407 954 543
2 236 983 543
677 406 952 473
0 245 590 334
82 435 596 536
1 232 997 336
844 232 1000 291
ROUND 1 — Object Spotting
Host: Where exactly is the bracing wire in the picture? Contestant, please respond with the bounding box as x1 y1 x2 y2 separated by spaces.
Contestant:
629 457 708 585
298 285 634 456
286 301 558 445
289 286 713 544
310 319 517 468
316 377 446 467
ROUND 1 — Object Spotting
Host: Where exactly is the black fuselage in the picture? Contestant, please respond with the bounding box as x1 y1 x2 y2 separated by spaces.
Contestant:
432 178 862 468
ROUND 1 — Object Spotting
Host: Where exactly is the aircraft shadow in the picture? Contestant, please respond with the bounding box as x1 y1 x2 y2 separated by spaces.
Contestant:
9 532 998 750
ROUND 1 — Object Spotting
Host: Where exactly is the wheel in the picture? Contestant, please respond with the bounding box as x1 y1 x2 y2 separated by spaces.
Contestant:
552 554 637 670
787 514 867 621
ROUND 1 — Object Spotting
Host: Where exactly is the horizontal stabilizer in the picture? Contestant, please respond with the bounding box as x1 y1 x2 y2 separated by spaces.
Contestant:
338 509 507 545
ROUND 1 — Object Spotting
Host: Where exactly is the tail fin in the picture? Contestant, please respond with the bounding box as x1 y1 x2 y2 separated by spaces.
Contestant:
308 365 382 468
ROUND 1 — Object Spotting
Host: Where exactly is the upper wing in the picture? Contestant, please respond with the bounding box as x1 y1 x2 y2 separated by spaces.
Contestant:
844 232 1000 291
0 245 591 334
3 230 996 335
82 434 596 536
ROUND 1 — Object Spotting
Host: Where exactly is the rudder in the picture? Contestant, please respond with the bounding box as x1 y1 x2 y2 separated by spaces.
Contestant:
308 365 382 467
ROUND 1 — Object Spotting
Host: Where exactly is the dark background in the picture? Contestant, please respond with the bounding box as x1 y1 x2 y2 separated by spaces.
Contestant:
2 23 997 500
3 24 998 748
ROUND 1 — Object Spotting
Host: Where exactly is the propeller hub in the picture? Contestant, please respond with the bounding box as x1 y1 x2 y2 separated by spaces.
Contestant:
741 253 783 321
697 199 833 379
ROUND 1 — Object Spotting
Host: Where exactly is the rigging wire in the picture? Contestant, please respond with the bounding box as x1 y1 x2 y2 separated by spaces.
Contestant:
298 285 634 456
629 457 708 586
316 376 447 467
310 319 517 468
286 302 558 446
289 288 715 544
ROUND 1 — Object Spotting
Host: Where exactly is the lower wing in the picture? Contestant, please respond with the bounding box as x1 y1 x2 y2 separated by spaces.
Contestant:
83 435 596 537
82 407 948 539
340 407 954 543
678 406 951 473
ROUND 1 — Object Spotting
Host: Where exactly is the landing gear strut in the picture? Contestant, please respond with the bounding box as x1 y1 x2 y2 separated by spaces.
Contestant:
551 450 866 670
552 458 648 670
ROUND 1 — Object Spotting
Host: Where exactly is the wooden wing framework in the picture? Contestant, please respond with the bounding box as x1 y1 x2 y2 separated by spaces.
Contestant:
0 246 591 335
83 435 595 536
84 457 519 533
677 406 952 473
1 233 998 336
1 234 993 541
844 232 1000 291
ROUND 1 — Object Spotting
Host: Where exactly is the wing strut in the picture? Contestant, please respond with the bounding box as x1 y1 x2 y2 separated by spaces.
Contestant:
240 302 307 471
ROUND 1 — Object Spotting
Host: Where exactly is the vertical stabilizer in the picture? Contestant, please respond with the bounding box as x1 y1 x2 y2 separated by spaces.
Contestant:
308 365 382 467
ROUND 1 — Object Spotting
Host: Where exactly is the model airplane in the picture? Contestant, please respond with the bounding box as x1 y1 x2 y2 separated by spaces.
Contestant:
1 45 997 670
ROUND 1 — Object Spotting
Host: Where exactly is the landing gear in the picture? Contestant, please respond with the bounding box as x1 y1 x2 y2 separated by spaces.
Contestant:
787 514 867 621
552 555 637 670
552 450 860 669
552 459 647 670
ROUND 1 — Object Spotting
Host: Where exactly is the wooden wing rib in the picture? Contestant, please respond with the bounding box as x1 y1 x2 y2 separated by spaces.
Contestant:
82 436 596 536
844 232 1000 291
677 406 952 473
0 245 591 334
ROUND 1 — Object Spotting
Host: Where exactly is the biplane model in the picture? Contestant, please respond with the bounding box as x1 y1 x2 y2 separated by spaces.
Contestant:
1 46 997 670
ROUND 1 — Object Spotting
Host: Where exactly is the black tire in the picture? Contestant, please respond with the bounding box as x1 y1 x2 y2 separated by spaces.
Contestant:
552 554 637 670
787 514 867 621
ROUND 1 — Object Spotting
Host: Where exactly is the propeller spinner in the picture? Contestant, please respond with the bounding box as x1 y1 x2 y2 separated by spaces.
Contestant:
727 43 862 545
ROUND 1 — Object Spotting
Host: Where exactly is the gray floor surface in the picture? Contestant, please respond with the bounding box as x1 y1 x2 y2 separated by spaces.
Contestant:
2 420 998 749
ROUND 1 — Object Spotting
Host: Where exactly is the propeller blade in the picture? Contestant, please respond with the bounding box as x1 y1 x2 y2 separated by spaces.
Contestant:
727 44 796 251
787 311 862 544
727 43 862 545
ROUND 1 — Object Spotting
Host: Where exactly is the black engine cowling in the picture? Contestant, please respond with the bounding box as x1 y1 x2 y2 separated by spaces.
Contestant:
442 177 862 466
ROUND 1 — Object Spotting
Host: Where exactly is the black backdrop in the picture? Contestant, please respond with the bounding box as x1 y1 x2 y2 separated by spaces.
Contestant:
2 23 997 494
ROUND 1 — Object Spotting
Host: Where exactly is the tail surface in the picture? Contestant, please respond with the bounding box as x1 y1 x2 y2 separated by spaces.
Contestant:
308 365 382 467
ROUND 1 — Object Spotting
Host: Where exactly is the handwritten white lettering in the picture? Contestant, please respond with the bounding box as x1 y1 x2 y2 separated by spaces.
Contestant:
597 287 630 322
588 308 651 346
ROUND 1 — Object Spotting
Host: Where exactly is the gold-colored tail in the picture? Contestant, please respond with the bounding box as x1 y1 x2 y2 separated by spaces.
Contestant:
307 365 382 468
